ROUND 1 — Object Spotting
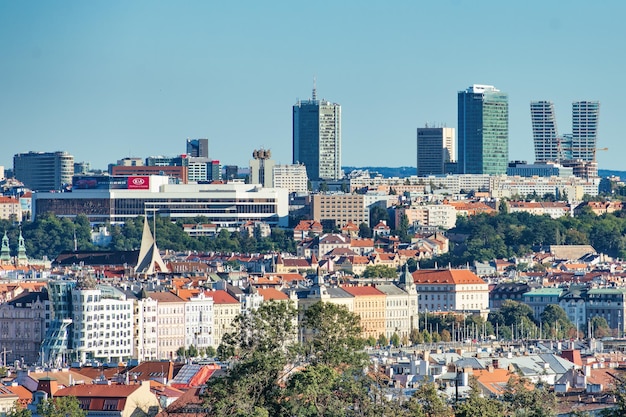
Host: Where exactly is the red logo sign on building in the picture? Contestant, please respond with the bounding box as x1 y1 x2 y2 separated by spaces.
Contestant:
127 176 150 190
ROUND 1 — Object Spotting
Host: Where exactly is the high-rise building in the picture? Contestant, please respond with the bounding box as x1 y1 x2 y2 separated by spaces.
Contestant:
531 101 560 163
293 87 342 181
457 85 508 175
416 127 455 176
249 149 275 188
13 151 74 191
572 101 600 162
273 164 309 193
186 138 209 158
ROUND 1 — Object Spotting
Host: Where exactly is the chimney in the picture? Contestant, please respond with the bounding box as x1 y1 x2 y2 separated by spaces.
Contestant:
36 377 59 397
492 359 499 369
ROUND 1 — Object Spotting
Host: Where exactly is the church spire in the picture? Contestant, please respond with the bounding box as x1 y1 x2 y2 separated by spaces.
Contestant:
16 229 28 265
0 232 10 264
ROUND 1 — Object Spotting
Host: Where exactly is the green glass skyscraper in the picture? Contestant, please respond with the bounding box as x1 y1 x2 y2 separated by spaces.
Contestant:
458 84 508 174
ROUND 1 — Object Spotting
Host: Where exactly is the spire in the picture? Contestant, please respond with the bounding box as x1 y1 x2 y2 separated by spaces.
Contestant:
16 230 27 265
398 262 416 292
312 76 317 101
136 214 169 275
0 232 10 264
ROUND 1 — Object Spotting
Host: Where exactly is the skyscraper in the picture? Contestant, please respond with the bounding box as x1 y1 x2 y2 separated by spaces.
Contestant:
572 101 600 162
530 100 560 163
293 86 342 181
457 85 508 175
416 127 455 176
186 138 209 158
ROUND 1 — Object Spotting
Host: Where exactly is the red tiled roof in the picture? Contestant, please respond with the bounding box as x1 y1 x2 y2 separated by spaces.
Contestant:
257 288 289 301
412 269 486 285
209 290 239 304
341 285 385 296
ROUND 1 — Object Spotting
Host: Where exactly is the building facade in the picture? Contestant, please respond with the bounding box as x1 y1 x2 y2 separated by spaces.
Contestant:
416 127 456 176
458 85 508 175
413 269 489 315
13 151 74 191
572 101 600 162
186 138 209 158
311 194 368 228
249 149 275 188
33 178 289 229
293 87 342 181
273 164 308 193
531 100 560 163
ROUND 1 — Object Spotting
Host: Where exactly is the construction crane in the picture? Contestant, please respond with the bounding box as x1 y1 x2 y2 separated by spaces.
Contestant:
592 147 608 162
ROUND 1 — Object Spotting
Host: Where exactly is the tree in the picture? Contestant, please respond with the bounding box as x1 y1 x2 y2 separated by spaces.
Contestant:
589 316 611 338
37 396 87 417
176 346 186 359
455 377 506 417
407 382 452 417
502 377 557 417
601 372 626 416
206 301 298 416
390 332 401 347
301 301 366 367
377 333 388 347
362 264 397 279
541 304 574 338
6 405 31 417
358 222 373 238
187 344 198 358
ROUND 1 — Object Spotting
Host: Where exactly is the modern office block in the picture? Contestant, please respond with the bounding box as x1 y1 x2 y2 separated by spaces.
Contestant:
186 138 209 158
417 127 455 176
458 85 508 175
531 101 560 162
13 151 74 191
572 101 600 162
293 87 342 181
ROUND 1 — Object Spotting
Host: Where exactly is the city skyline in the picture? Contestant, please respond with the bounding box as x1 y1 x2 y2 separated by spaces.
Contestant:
0 1 623 171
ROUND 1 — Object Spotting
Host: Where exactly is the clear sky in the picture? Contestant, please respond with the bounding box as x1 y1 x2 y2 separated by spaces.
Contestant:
1 1 624 172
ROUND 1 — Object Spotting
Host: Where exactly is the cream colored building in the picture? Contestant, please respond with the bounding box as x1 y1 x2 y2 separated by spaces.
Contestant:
211 289 240 348
413 269 489 315
377 265 419 339
341 285 386 339
311 194 368 227
149 291 186 360
273 164 308 193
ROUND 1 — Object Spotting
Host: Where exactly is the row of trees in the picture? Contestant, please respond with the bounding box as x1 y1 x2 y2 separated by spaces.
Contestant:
423 208 626 268
1 213 296 260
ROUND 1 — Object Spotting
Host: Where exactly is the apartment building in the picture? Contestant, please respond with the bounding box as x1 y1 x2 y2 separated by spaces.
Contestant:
413 269 489 315
149 291 186 360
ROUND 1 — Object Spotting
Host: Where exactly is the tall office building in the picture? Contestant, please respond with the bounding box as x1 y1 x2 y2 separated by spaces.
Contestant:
458 85 508 175
13 151 74 191
293 87 342 181
531 101 560 162
416 127 455 176
572 101 600 162
186 138 209 158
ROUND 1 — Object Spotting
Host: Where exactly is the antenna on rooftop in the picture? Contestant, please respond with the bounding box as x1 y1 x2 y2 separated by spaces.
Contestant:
312 76 317 101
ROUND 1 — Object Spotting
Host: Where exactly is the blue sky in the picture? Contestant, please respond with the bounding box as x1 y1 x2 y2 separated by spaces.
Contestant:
1 1 624 171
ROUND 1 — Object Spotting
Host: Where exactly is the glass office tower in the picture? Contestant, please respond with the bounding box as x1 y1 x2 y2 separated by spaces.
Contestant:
458 85 508 175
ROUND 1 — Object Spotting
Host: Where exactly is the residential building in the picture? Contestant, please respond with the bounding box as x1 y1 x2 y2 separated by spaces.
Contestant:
273 164 308 193
54 381 160 417
572 101 600 162
293 86 342 180
0 197 21 221
585 288 626 334
13 151 74 191
341 285 386 339
183 291 214 351
559 286 587 334
458 85 508 174
417 127 456 176
377 264 418 339
412 269 489 314
0 291 49 365
210 289 240 348
131 292 158 362
489 282 532 310
507 201 571 219
186 138 209 158
523 288 564 321
394 204 457 230
149 291 186 360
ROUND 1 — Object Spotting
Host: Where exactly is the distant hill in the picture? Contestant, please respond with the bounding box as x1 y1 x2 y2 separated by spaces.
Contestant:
599 169 626 179
343 167 626 179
